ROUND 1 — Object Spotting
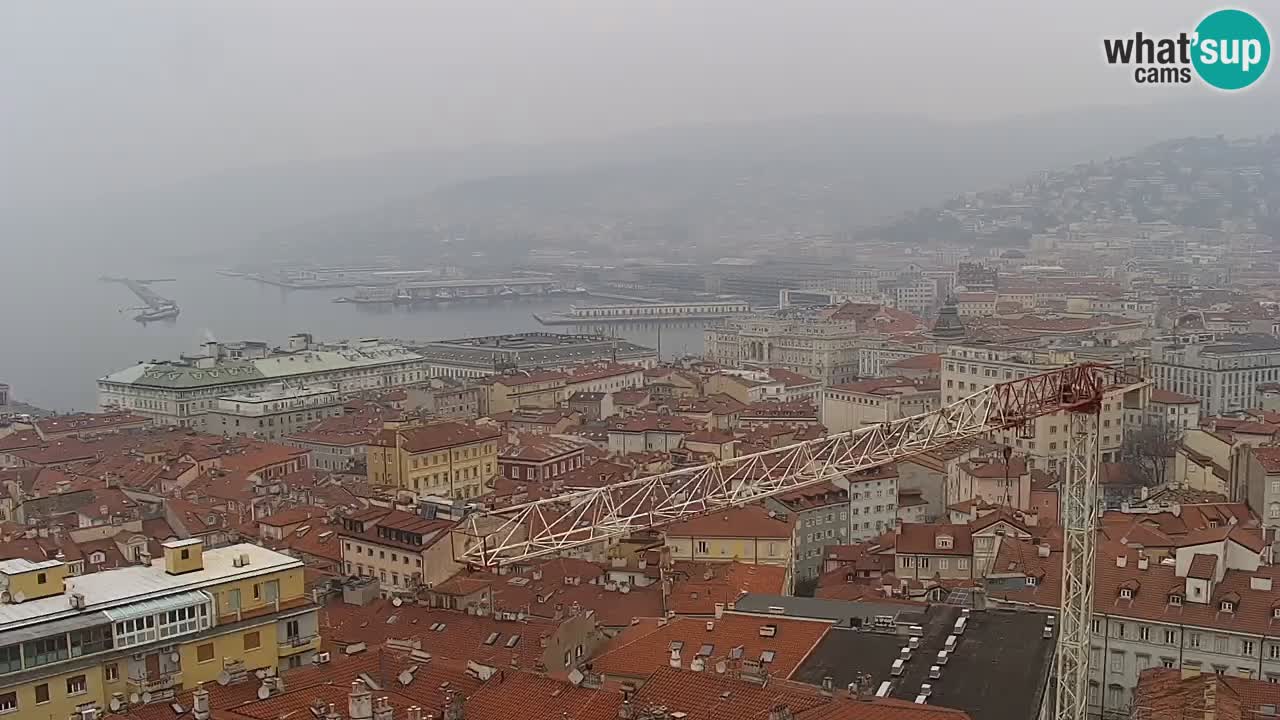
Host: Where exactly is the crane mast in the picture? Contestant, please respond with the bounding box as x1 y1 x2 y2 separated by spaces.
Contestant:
454 362 1145 720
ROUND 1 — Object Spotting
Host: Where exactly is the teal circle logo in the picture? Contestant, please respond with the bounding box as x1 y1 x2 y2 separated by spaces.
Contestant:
1192 9 1270 90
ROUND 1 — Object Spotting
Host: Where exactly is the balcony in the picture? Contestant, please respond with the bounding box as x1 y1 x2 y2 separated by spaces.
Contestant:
278 634 320 655
127 671 183 697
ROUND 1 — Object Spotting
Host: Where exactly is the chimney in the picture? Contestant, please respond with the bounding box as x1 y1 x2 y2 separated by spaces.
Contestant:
350 681 373 720
324 704 343 720
442 689 465 720
669 649 682 669
618 701 634 719
373 697 395 720
1116 555 1127 568
406 708 423 720
192 684 211 720
767 706 794 720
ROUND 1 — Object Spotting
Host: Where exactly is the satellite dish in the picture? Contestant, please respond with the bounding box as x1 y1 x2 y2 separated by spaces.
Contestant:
12 591 24 604
217 671 232 686
142 692 152 705
129 693 141 705
254 669 267 679
171 653 181 663
398 670 414 686
257 685 271 700
392 597 403 607
109 698 123 712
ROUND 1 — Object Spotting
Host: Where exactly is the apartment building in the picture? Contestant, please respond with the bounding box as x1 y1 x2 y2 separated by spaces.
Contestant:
1146 389 1201 434
366 421 501 499
821 377 940 433
498 435 587 482
663 504 796 575
893 524 974 581
838 465 900 542
205 385 343 441
0 540 318 720
1151 335 1280 416
989 527 1278 718
482 371 568 415
338 507 460 596
942 344 1133 471
765 482 850 581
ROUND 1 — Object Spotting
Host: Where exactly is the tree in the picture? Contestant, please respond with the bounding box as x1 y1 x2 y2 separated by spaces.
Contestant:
1120 422 1179 488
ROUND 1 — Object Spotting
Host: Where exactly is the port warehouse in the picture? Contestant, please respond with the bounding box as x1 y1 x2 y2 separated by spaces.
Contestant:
350 278 559 302
97 333 657 424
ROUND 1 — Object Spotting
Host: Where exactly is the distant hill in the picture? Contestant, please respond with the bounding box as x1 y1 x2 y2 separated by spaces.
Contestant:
34 92 1280 264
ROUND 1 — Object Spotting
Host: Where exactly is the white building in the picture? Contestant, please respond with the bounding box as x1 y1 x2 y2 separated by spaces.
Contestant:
206 384 343 441
942 344 1134 471
98 334 427 429
821 378 940 434
1150 335 1280 416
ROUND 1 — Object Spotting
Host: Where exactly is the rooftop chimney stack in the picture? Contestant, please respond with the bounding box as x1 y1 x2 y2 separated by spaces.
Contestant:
192 684 211 720
350 680 373 720
373 697 395 720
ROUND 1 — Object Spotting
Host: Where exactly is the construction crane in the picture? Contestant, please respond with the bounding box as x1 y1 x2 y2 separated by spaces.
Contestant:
454 363 1148 720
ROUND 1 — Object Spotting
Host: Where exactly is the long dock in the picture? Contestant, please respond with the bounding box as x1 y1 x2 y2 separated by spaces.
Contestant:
100 277 180 321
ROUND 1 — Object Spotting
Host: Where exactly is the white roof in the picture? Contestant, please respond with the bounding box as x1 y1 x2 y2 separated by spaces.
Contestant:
253 346 421 379
0 544 301 630
0 558 63 575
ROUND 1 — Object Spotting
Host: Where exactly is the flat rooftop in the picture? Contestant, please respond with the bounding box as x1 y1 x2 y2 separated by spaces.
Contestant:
781 600 1054 720
411 333 656 366
0 543 301 630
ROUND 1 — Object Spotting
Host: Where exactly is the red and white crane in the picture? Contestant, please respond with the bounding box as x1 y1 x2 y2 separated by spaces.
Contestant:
454 363 1147 720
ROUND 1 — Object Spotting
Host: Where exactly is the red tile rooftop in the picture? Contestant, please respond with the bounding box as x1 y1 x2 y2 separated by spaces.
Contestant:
665 504 796 539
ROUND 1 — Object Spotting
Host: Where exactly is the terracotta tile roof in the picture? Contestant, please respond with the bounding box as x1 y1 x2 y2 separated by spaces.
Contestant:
218 442 309 474
667 561 788 615
1134 667 1280 720
828 378 921 396
1149 389 1200 405
612 390 652 406
501 434 587 462
464 670 621 720
491 370 569 387
321 600 562 670
34 412 148 437
0 430 41 452
959 457 1026 479
380 421 503 453
1252 447 1280 472
766 368 821 387
665 504 796 540
894 524 973 556
773 482 848 511
592 612 832 680
557 460 632 489
1187 553 1218 580
630 666 828 720
611 415 704 434
884 354 942 372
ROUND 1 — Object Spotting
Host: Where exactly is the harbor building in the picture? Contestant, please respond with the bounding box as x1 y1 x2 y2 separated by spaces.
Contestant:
410 333 657 379
97 334 427 429
205 384 343 441
0 539 318 719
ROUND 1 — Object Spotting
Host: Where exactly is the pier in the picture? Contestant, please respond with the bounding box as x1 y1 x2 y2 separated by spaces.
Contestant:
100 277 180 322
533 300 752 326
336 278 566 304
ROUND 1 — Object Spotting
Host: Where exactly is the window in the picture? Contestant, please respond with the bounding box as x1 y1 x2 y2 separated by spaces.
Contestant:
105 663 119 682
22 636 69 667
1242 640 1256 656
66 675 87 696
1164 629 1177 645
1119 588 1133 600
1110 651 1124 673
1189 633 1202 649
697 541 709 554
70 625 114 657
1091 619 1101 634
1025 576 1037 586
1271 644 1280 660
1162 658 1176 669
0 646 19 674
35 684 49 704
197 643 215 662
0 692 14 714
1139 626 1150 642
244 631 261 651
1221 601 1235 613
958 558 969 570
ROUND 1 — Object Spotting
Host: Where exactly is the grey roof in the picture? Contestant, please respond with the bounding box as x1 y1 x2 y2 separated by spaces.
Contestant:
791 604 1054 720
735 594 930 629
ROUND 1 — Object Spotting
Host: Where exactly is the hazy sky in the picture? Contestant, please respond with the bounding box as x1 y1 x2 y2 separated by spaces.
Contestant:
0 0 1270 212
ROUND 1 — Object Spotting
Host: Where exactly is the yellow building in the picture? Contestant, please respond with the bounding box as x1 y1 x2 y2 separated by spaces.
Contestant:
0 539 318 720
483 371 568 415
367 421 501 499
662 504 797 590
